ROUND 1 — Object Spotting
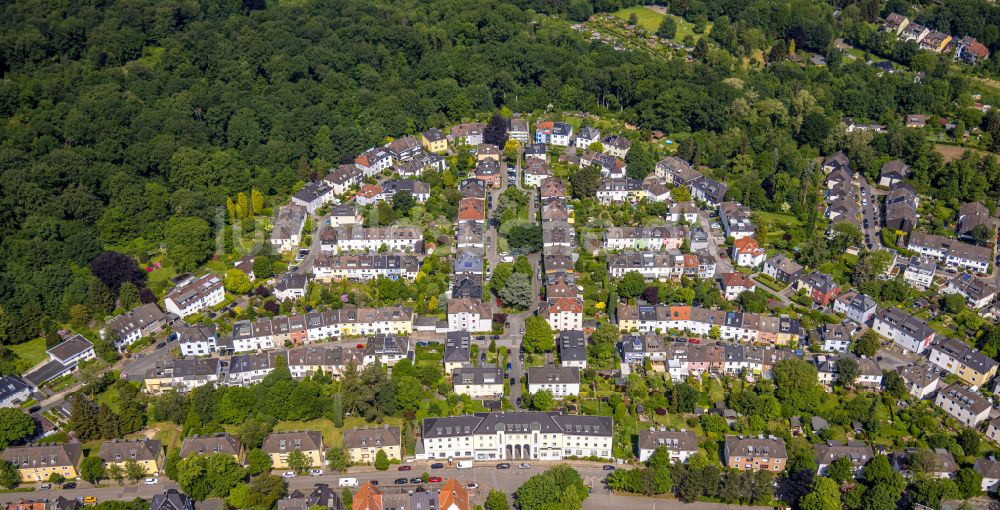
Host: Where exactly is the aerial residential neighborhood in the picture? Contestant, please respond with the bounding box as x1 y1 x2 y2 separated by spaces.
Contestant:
5 1 1000 510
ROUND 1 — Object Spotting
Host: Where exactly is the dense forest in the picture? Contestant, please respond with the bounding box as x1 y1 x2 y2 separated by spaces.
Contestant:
1 0 999 350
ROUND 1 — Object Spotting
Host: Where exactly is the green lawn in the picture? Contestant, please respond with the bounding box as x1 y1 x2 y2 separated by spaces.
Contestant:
613 6 664 32
671 14 710 42
10 337 48 373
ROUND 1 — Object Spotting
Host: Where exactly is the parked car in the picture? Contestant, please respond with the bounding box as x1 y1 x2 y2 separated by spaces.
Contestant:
398 465 412 471
369 480 379 486
430 463 445 469
309 469 323 476
61 483 76 490
688 338 701 344
602 465 616 471
496 463 511 469
40 484 51 490
506 362 512 371
410 477 423 484
83 497 97 506
480 352 486 361
517 463 531 469
428 476 443 483
28 406 40 413
516 397 522 407
282 472 296 478
156 342 166 349
395 478 408 485
356 343 364 349
144 478 158 485
467 482 479 489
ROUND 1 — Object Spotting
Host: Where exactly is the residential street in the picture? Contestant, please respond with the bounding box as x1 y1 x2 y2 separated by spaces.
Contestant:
0 461 771 510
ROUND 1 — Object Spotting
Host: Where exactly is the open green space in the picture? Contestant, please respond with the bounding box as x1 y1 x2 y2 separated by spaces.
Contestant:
10 337 48 373
612 6 664 32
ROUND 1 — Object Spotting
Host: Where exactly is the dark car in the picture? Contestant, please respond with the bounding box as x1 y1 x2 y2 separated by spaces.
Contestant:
397 465 412 471
28 406 40 414
515 397 522 407
370 480 379 486
480 352 486 361
156 342 166 349
496 463 511 469
602 465 616 471
395 478 408 485
506 362 512 370
490 335 499 340
410 477 423 484
167 333 178 342
61 483 77 490
430 463 445 469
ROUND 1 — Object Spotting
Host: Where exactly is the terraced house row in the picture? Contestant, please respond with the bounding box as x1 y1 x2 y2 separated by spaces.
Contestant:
143 341 400 394
617 304 802 344
176 306 413 356
619 336 795 381
538 176 584 332
311 253 420 282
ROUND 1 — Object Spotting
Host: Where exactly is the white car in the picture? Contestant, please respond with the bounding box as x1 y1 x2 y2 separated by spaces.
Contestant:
282 472 296 478
517 463 531 469
144 478 158 485
309 469 323 476
467 482 479 489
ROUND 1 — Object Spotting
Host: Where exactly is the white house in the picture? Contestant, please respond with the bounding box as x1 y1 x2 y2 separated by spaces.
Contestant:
720 272 756 301
575 126 600 149
872 308 935 353
902 256 936 289
539 298 584 332
637 428 698 463
557 331 588 369
526 366 580 398
452 367 504 399
291 181 336 213
177 324 219 357
270 204 308 253
274 273 309 301
974 458 1000 493
447 299 492 332
103 303 167 351
896 364 940 400
833 291 877 324
731 237 766 268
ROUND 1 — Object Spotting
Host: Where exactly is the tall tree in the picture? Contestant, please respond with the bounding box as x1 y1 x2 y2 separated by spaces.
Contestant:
522 316 555 353
90 252 146 295
0 408 35 449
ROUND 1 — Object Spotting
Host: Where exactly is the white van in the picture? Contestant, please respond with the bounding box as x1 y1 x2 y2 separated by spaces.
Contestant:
456 461 473 469
338 478 358 487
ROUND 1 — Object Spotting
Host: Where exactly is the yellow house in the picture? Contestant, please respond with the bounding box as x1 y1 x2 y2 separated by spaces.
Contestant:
421 128 448 154
263 431 325 469
343 426 401 464
179 433 245 464
2 443 83 482
99 439 164 476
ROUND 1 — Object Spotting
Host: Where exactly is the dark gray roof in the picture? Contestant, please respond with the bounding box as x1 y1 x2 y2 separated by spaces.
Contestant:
452 367 503 385
47 334 93 362
445 332 471 363
558 331 587 361
343 426 400 449
638 428 698 452
151 489 194 510
180 433 242 459
0 376 31 400
527 366 580 385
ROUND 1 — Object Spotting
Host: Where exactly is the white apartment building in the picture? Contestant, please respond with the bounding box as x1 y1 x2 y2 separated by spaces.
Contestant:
452 367 504 399
420 412 613 461
872 308 935 353
526 366 580 398
320 226 421 253
637 428 698 463
312 253 420 282
177 324 219 357
164 274 225 318
934 383 991 427
447 299 492 332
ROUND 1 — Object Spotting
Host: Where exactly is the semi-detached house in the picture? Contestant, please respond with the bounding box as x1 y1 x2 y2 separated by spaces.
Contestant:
934 383 991 427
320 226 421 253
928 336 998 387
103 303 167 351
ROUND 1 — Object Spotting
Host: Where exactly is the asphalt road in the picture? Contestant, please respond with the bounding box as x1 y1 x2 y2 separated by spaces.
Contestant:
857 175 881 250
3 462 773 510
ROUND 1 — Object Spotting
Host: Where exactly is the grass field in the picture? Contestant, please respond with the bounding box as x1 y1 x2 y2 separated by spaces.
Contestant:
11 338 48 373
612 7 709 42
613 6 664 32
